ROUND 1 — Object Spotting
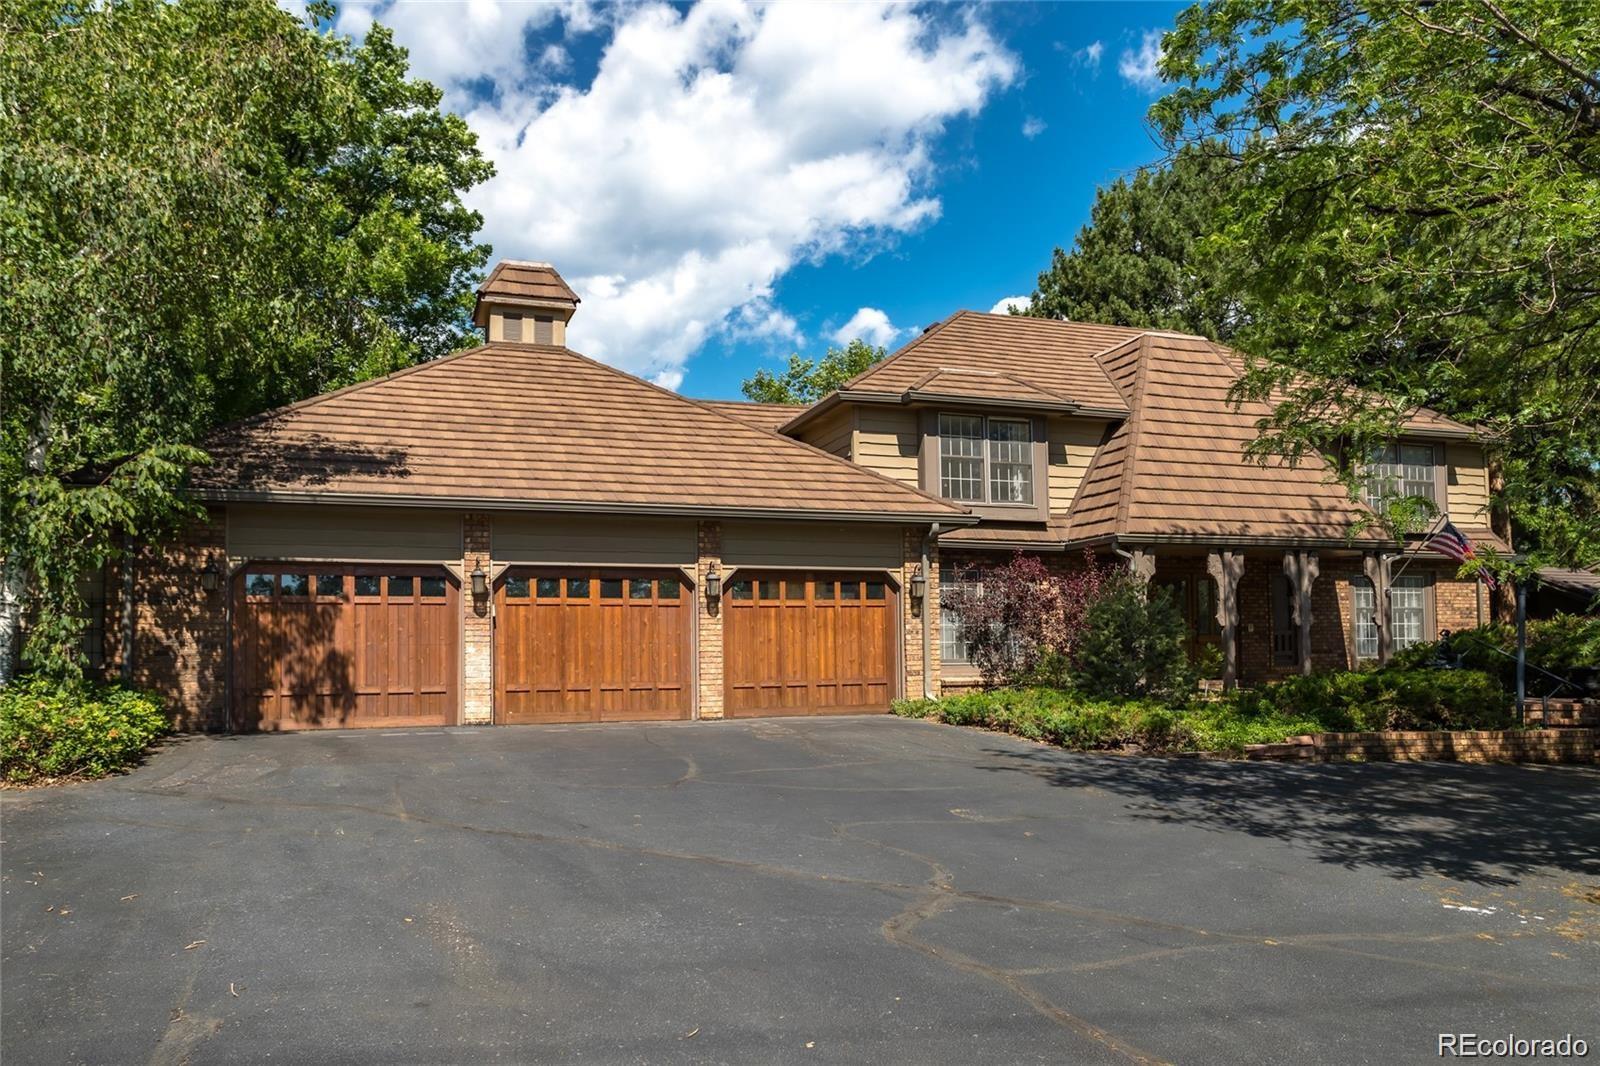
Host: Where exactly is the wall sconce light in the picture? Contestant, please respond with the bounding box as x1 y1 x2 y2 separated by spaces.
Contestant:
200 562 220 592
470 564 488 599
704 563 722 601
910 565 926 602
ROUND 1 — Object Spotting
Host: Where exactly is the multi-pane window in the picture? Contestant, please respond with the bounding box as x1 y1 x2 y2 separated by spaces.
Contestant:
1353 574 1430 659
988 419 1032 503
939 415 984 500
938 414 1033 504
940 571 983 666
1362 443 1437 513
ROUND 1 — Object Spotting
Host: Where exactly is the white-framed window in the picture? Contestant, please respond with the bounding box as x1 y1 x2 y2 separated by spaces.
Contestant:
938 414 1033 504
1362 443 1437 513
940 571 982 666
1353 574 1431 659
939 415 984 501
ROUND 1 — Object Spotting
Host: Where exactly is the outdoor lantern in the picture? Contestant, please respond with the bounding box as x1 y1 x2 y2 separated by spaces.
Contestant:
200 562 220 592
470 564 488 599
704 564 722 601
910 565 926 602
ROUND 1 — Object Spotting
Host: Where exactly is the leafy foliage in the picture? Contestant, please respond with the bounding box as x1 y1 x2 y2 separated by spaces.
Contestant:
1 0 494 677
1074 581 1194 699
1 677 169 783
1391 616 1600 689
1028 144 1251 340
740 339 886 405
894 666 1513 756
1151 0 1600 570
941 551 1117 687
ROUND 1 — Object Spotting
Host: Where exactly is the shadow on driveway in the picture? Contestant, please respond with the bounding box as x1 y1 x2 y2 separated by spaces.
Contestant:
978 746 1600 886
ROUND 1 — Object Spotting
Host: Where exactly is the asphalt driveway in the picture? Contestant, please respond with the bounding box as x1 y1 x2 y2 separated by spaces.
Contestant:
3 716 1597 1065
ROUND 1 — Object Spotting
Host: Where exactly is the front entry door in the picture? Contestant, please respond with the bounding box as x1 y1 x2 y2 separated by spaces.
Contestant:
1154 575 1220 664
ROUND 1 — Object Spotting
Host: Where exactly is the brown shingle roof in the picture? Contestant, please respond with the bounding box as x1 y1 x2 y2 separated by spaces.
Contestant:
1063 334 1387 545
842 311 1137 414
698 400 807 432
195 343 971 522
477 260 579 305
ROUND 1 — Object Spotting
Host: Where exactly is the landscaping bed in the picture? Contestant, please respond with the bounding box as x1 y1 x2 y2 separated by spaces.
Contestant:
893 666 1519 759
0 678 170 785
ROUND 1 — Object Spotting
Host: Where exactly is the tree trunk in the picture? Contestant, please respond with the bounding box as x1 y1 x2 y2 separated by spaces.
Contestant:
3 405 54 684
0 554 26 685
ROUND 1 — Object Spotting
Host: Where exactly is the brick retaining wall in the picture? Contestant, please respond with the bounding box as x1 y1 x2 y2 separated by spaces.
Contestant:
1245 729 1595 765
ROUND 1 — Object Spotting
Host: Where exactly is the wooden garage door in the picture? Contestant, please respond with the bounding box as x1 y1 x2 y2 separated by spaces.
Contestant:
724 572 897 717
232 565 459 731
495 569 692 724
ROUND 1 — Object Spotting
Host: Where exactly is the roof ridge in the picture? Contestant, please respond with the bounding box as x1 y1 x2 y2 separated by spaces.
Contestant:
1112 336 1155 534
546 344 971 518
840 310 963 391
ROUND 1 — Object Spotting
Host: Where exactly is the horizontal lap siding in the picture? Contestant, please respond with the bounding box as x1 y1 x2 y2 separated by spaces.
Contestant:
853 409 920 488
1047 417 1105 514
721 520 902 570
493 514 696 565
227 505 462 562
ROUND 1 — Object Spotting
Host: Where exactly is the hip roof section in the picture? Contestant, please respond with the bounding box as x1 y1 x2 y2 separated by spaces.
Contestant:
195 343 970 522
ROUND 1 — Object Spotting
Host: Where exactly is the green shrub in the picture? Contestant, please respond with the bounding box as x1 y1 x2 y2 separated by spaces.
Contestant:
1074 582 1192 699
894 688 1197 752
1394 615 1600 683
1226 667 1513 732
0 678 170 784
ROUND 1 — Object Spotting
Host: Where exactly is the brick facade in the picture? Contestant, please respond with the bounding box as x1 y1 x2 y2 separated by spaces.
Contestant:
102 509 228 731
461 513 493 725
695 520 724 720
901 528 939 700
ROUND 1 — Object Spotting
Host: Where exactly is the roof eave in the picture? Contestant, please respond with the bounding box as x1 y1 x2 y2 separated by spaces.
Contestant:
191 487 979 526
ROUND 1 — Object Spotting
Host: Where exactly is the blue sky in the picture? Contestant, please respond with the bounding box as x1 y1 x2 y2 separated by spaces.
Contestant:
323 1 1189 398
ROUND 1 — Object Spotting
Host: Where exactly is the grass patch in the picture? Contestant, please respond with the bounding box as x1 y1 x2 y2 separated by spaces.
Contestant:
894 667 1514 756
1 678 170 785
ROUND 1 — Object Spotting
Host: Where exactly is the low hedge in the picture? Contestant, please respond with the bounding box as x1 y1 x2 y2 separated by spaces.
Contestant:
0 678 170 784
894 666 1514 756
1392 616 1600 685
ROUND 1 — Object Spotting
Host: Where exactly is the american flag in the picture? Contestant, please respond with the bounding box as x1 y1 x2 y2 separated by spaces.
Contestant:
1424 520 1497 590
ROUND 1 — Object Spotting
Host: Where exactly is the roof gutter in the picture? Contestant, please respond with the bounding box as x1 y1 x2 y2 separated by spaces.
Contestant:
190 488 980 527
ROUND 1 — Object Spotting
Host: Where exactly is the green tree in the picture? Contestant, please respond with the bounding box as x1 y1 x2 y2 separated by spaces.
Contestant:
740 338 886 405
1074 581 1192 700
1028 145 1250 340
0 0 494 680
1151 0 1600 571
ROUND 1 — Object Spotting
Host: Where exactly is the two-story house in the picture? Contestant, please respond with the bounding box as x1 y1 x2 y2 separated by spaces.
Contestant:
96 260 1502 731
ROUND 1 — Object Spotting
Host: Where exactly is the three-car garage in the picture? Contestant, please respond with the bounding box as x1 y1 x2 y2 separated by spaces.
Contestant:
224 508 913 731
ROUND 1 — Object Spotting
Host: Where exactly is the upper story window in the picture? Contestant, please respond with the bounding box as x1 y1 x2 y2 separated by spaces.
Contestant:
1362 442 1437 513
938 414 1033 504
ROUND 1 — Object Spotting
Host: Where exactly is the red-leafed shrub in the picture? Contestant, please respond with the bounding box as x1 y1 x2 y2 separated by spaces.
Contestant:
941 550 1120 687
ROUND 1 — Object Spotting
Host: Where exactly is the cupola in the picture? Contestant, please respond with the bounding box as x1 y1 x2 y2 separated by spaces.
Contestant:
473 260 580 346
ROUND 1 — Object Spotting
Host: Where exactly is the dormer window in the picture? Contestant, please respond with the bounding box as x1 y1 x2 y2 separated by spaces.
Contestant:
1361 442 1438 513
938 414 1033 504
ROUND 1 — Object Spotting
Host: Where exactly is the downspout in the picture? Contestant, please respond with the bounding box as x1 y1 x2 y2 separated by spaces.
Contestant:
922 523 938 699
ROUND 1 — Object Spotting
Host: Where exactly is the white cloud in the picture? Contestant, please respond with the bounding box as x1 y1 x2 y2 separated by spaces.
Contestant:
831 307 901 348
989 294 1031 315
1118 30 1164 92
1021 116 1046 139
1074 40 1104 70
337 0 1017 385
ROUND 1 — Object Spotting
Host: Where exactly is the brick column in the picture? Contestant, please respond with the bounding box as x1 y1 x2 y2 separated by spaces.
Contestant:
461 512 493 725
902 527 939 700
696 521 724 720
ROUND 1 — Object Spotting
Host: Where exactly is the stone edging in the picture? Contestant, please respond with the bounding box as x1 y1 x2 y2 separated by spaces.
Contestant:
1243 729 1596 765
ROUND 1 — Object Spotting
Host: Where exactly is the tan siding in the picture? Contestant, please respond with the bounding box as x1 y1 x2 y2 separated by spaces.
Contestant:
494 514 696 565
722 520 903 569
854 408 920 487
795 406 853 459
1446 442 1490 524
226 504 462 562
1047 417 1106 514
